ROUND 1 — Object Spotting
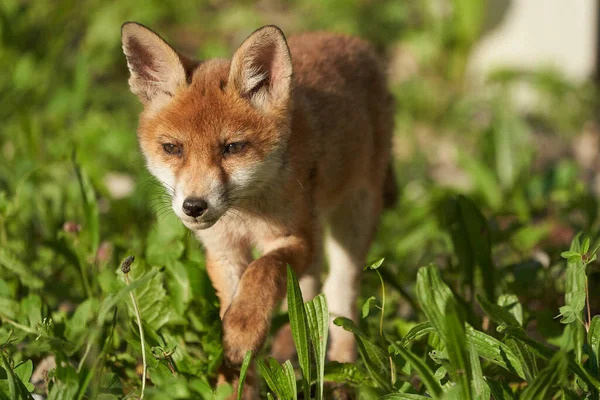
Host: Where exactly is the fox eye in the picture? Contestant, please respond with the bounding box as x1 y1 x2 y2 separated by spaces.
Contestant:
163 143 182 156
224 142 246 155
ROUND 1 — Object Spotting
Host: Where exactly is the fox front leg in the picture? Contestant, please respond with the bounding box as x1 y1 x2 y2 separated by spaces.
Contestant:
221 237 312 365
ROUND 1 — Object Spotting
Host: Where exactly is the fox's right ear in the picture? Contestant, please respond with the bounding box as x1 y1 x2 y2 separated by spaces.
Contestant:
228 25 292 114
121 22 193 106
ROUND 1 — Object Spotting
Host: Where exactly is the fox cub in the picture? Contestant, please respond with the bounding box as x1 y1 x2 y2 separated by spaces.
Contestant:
122 22 396 371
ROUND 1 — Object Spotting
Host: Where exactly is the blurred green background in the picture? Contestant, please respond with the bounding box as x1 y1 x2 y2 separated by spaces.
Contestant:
2 0 600 398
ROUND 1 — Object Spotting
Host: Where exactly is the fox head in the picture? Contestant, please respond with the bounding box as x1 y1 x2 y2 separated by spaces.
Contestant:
122 22 293 230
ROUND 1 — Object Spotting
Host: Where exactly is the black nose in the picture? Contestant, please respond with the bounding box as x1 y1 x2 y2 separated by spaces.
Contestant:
182 197 208 218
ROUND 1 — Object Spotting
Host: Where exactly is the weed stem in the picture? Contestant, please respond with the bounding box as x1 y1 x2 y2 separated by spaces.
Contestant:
585 277 591 333
121 256 146 399
0 314 37 335
376 270 385 337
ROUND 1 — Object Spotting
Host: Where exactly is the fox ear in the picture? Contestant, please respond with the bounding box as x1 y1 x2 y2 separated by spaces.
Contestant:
121 22 192 105
228 25 292 113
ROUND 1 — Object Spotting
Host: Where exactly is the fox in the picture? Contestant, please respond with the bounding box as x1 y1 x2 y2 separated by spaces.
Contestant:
121 21 397 391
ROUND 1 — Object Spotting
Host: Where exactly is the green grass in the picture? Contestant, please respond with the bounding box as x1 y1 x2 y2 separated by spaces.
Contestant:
2 0 600 398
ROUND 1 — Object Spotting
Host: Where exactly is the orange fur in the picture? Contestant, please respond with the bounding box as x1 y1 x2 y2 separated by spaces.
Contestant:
122 22 396 394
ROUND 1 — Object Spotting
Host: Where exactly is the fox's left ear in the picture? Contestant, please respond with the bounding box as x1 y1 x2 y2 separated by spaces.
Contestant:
228 26 292 113
121 22 195 106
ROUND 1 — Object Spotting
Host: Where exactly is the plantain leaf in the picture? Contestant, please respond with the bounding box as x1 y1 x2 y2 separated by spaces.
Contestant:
444 301 472 400
468 340 489 400
415 264 455 343
333 317 391 391
305 293 328 400
504 337 538 382
389 342 443 399
397 321 435 348
497 294 523 326
476 294 520 328
485 377 516 400
286 265 311 399
499 324 600 389
258 357 297 400
520 351 569 400
323 362 372 387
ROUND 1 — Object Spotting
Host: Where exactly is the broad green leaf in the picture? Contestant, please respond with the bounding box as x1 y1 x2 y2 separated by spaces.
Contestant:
282 360 297 400
505 337 538 382
48 380 79 400
582 238 590 254
258 358 296 400
444 301 472 400
389 343 443 398
0 248 44 289
125 262 186 330
237 351 252 400
65 298 97 342
323 362 371 387
485 377 516 400
333 317 391 391
499 324 600 389
20 294 42 329
497 294 523 326
258 358 281 399
305 294 328 400
560 251 580 259
14 360 34 392
556 305 578 324
476 294 520 327
362 296 377 319
468 340 489 400
165 260 192 314
521 351 569 400
286 265 311 399
590 315 600 378
398 321 435 348
145 213 186 265
99 373 122 395
415 264 455 343
96 266 161 324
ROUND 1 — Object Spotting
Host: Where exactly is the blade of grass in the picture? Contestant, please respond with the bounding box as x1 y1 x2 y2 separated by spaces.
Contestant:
237 351 252 400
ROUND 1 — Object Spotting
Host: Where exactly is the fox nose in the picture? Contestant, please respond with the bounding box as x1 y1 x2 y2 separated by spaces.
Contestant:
182 197 208 218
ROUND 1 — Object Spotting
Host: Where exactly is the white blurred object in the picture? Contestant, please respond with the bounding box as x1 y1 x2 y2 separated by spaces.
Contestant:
103 172 135 199
468 0 597 99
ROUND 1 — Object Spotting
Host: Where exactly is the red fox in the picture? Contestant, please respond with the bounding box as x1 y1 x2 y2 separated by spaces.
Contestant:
121 20 396 383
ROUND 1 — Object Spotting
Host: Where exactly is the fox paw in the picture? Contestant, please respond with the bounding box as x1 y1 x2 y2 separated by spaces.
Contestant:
222 303 268 366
